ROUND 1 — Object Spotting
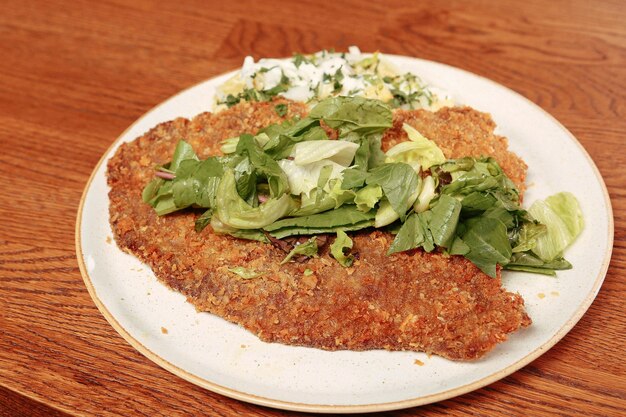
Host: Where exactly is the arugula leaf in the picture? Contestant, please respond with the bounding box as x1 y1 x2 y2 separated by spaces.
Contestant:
142 178 164 204
330 230 355 267
281 237 319 264
462 217 512 277
367 163 419 220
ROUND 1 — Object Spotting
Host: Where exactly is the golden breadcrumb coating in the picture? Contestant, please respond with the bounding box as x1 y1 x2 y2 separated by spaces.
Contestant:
107 99 530 361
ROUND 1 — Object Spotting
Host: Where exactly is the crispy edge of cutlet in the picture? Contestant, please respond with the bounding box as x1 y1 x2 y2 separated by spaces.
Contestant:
107 101 531 361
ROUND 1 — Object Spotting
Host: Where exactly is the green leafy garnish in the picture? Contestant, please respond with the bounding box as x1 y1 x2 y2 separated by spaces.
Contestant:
330 230 355 267
529 192 583 261
367 163 420 221
281 237 319 264
228 267 263 279
143 96 582 276
275 103 288 117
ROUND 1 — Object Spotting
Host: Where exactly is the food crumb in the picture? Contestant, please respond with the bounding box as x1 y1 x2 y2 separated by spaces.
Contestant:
105 236 112 244
240 344 247 348
414 359 424 366
551 291 560 296
537 293 546 299
161 327 168 334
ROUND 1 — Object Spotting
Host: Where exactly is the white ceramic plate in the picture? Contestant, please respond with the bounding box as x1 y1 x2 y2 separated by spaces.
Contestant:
76 55 613 413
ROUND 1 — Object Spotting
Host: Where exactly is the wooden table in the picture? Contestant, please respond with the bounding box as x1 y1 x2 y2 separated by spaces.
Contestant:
1 0 624 415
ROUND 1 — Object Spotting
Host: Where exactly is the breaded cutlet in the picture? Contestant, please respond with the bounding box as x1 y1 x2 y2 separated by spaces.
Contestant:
107 99 531 361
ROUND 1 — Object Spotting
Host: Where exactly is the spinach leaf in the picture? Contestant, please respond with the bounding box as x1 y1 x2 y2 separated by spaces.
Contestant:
449 236 470 255
462 217 512 277
366 163 419 221
387 213 425 255
417 211 435 252
264 205 375 231
171 158 223 208
341 167 369 189
170 140 198 171
348 132 386 171
309 96 393 137
268 220 374 239
428 194 462 248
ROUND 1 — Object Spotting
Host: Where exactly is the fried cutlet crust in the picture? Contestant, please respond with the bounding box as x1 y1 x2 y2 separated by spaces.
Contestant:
107 100 531 361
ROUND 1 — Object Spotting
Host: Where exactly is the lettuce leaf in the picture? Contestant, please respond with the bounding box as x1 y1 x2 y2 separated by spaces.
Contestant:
529 192 583 261
414 175 436 212
354 184 383 212
228 267 263 279
330 231 355 267
278 159 345 196
216 169 296 229
385 124 445 170
293 140 359 166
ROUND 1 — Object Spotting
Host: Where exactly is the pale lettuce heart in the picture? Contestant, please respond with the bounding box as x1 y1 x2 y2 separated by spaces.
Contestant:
278 159 346 196
386 123 446 170
293 140 359 166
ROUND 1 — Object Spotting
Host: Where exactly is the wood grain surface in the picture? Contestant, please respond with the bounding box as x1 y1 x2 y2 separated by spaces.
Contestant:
1 0 625 415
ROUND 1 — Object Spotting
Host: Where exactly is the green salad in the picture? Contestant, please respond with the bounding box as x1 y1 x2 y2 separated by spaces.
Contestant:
143 96 583 277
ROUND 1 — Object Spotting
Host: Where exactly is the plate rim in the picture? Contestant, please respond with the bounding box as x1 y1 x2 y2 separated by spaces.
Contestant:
75 55 614 413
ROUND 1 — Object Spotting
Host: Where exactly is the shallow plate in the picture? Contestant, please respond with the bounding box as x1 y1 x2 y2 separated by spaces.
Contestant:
76 55 613 413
